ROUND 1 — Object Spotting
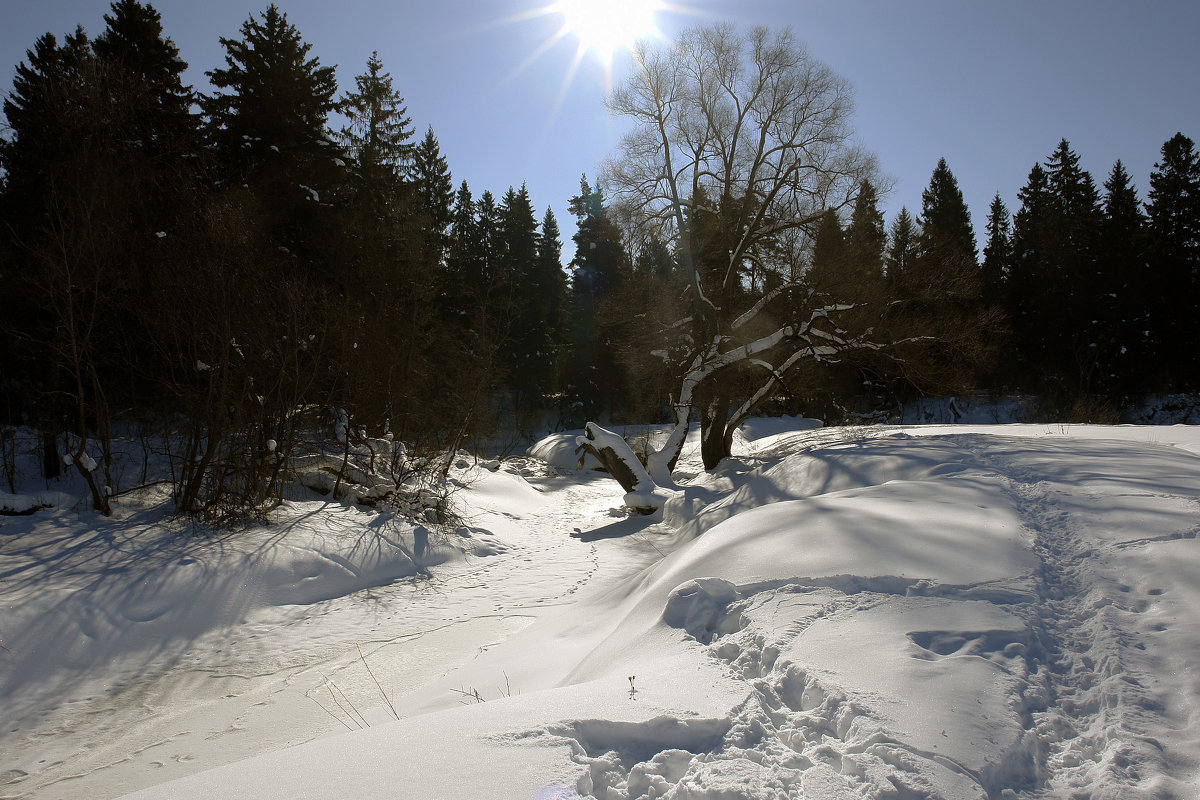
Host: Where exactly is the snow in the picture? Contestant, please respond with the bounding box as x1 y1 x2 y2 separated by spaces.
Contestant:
0 490 75 515
2 422 1199 799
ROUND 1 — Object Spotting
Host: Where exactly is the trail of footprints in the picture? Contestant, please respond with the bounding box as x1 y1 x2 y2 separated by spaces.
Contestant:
542 586 996 800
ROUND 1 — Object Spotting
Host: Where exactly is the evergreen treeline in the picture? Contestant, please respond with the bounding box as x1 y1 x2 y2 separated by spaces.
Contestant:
3 3 1198 517
0 2 574 517
797 138 1200 418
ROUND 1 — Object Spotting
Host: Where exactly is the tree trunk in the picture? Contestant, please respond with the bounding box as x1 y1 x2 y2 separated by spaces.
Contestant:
41 426 62 480
697 381 733 471
575 422 666 514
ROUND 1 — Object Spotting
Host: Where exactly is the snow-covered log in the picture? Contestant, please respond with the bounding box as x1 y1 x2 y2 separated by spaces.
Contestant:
575 423 673 514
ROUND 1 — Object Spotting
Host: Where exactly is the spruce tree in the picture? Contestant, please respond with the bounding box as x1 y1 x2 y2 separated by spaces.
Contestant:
534 208 568 392
977 193 1014 386
338 51 414 203
1099 160 1149 392
1146 132 1200 389
201 4 339 264
898 159 988 395
884 207 918 285
413 126 454 239
475 190 503 283
981 193 1011 306
498 184 542 403
1044 139 1104 392
844 180 886 293
0 11 194 505
430 181 507 438
1008 163 1054 387
2 6 197 467
202 5 337 183
807 208 846 292
93 0 194 157
566 175 628 421
0 30 94 214
918 157 978 274
441 181 479 320
0 29 94 476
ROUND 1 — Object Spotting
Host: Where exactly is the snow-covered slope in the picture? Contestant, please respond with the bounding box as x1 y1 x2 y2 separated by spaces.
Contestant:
2 423 1198 799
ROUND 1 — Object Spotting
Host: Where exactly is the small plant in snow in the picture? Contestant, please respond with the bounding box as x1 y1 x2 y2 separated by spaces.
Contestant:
450 672 515 704
306 645 400 730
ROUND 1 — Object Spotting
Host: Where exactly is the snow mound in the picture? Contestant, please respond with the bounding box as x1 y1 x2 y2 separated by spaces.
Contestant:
529 430 603 470
661 577 742 643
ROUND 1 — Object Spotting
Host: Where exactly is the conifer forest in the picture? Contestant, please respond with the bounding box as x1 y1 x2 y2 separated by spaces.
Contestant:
2 3 1198 520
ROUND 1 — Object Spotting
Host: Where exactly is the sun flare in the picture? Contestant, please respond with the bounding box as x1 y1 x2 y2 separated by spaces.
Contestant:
554 0 663 61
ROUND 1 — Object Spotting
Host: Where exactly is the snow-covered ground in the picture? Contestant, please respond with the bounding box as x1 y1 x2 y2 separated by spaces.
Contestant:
2 420 1198 799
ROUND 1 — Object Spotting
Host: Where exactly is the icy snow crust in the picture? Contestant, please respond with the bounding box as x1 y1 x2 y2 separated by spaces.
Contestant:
1 423 1199 799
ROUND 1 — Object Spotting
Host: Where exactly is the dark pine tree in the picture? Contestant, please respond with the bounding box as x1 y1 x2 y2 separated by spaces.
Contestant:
0 29 94 475
892 158 990 397
412 126 454 244
1 6 198 496
498 184 542 406
843 179 887 296
471 188 508 364
1008 162 1054 389
93 0 195 159
91 1 200 405
1098 160 1150 393
1145 133 1200 390
1043 139 1104 393
916 158 978 288
806 208 846 293
531 208 569 400
884 206 919 287
981 193 1011 307
441 181 479 321
430 181 508 441
201 4 339 263
566 175 628 422
337 50 414 206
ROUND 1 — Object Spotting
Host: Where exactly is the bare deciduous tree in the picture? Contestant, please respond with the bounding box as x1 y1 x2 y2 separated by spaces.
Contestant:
584 24 881 506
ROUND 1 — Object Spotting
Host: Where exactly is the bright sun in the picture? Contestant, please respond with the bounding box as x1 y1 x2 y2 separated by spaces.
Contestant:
554 0 663 61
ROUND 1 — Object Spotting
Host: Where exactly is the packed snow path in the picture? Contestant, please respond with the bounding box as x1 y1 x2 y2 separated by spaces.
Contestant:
3 423 1199 799
976 438 1200 798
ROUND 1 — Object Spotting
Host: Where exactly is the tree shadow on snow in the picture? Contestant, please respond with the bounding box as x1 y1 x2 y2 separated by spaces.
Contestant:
572 514 658 542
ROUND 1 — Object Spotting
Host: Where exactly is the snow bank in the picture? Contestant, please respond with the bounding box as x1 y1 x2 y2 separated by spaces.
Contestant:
0 490 76 515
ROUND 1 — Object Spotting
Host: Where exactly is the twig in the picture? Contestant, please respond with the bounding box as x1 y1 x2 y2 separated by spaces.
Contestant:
323 675 368 728
450 686 485 704
359 643 399 720
633 530 667 558
308 694 355 731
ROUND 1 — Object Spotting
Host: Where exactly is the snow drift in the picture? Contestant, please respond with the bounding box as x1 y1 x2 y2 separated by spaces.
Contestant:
2 423 1198 799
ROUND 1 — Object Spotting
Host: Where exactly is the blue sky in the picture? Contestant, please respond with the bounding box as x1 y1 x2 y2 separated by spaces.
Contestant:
3 0 1199 254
